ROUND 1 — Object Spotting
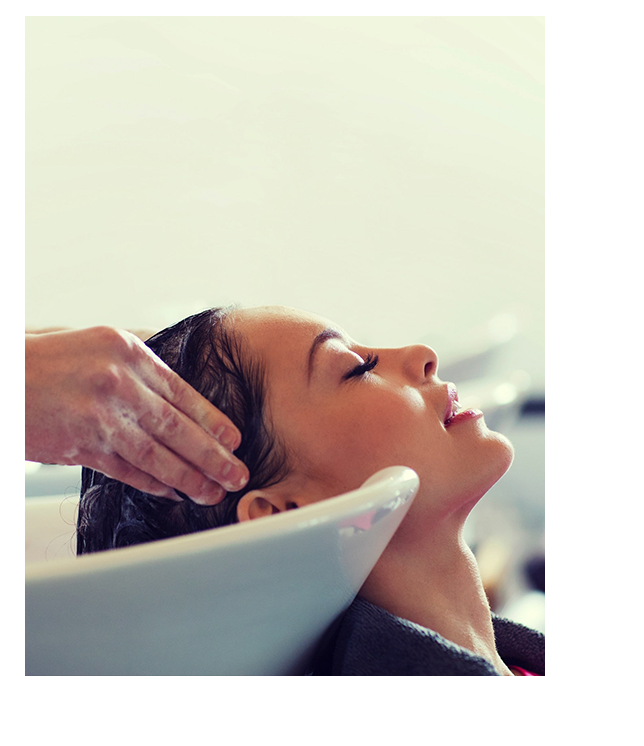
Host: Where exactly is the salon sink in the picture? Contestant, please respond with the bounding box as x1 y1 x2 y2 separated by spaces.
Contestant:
25 462 82 498
25 465 418 676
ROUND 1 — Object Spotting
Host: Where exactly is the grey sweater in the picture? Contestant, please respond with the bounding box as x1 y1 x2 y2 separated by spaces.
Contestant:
310 596 545 676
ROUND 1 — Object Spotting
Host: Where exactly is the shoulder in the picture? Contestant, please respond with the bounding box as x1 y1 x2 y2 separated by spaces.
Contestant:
310 597 504 676
492 614 545 675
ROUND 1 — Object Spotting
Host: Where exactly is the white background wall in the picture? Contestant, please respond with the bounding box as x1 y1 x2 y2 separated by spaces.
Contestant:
25 16 544 387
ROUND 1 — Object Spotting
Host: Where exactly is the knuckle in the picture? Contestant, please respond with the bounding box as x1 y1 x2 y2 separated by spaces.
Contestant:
140 407 183 444
158 410 182 439
178 467 205 495
166 371 188 404
96 325 137 361
90 364 122 397
94 324 122 349
135 441 158 470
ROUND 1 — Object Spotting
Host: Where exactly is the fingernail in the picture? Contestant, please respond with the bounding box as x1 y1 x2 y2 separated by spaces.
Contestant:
214 425 240 451
174 489 194 502
176 485 225 505
220 461 249 491
208 484 226 503
198 483 226 504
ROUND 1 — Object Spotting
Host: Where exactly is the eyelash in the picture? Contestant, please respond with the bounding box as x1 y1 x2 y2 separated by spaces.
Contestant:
343 353 379 380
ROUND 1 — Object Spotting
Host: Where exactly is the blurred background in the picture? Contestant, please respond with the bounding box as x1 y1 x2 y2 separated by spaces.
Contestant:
25 16 544 630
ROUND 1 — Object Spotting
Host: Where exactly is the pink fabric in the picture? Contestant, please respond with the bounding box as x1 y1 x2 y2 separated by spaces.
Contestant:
511 666 541 676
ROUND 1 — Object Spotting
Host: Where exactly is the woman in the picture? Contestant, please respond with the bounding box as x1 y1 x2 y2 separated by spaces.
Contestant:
77 305 544 676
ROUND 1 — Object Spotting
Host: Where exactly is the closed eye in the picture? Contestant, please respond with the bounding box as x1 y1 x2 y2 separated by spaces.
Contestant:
343 353 379 380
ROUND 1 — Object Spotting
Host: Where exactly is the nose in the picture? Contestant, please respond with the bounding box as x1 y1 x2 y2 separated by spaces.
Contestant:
400 344 439 385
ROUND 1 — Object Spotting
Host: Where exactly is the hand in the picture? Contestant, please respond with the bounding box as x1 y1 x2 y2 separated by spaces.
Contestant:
25 326 249 503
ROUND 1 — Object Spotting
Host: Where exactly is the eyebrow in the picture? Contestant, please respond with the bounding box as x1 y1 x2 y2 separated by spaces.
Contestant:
307 328 344 382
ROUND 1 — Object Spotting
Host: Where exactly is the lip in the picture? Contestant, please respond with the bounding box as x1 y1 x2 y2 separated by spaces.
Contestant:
443 382 483 428
443 383 459 424
445 409 484 428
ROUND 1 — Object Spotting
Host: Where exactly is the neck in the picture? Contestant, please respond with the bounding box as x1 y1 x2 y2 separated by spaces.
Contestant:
359 505 513 676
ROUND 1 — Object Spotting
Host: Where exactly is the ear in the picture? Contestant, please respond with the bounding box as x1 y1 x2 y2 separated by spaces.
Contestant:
236 488 300 523
236 475 340 523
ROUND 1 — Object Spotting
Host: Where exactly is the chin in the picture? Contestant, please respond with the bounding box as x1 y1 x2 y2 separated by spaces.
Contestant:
457 426 514 499
480 430 515 491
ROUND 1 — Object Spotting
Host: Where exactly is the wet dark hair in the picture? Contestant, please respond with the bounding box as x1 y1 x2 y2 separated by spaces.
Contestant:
76 307 290 554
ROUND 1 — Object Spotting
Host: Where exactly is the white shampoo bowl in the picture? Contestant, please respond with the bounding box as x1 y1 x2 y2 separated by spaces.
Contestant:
25 466 418 675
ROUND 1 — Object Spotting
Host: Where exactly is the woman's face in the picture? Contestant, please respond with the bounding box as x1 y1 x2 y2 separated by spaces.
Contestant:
231 305 514 525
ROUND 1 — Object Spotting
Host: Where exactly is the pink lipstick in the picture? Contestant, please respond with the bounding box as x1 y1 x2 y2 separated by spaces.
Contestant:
444 383 483 428
445 409 484 428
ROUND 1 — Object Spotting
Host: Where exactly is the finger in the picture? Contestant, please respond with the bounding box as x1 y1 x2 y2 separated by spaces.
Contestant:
137 402 249 493
110 341 249 495
133 344 243 452
114 425 228 505
95 453 180 501
127 371 250 491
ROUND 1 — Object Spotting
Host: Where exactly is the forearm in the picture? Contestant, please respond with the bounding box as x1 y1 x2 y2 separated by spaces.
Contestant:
26 326 70 335
26 327 158 342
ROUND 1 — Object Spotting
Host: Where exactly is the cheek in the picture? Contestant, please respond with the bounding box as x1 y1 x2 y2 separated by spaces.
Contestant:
296 391 437 488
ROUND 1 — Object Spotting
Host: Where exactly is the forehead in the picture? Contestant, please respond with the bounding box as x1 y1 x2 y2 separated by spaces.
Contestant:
229 305 343 363
231 305 330 333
